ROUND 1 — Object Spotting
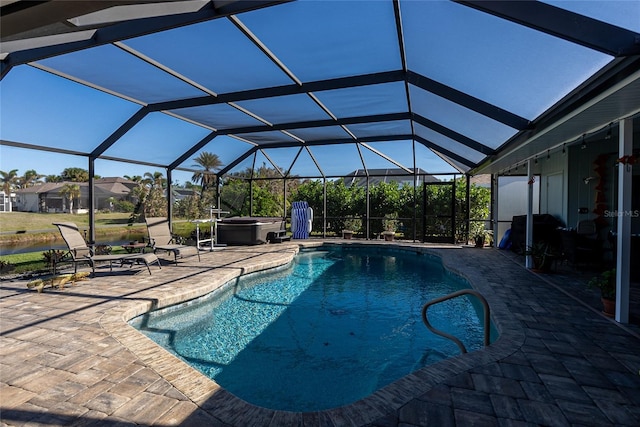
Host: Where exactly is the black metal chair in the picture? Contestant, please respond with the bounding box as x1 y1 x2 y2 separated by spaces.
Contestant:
559 228 599 268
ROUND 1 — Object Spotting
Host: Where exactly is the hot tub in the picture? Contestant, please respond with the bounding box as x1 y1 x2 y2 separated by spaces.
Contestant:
217 217 286 245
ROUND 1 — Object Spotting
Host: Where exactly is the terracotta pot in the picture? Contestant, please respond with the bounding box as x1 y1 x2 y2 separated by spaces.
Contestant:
383 232 394 241
601 298 615 317
342 230 353 240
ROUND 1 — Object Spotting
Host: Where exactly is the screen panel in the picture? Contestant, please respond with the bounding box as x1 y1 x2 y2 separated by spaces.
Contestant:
401 0 612 119
171 103 266 130
234 94 331 125
543 0 640 32
413 142 459 174
414 123 486 165
313 82 408 119
232 130 300 146
175 135 254 173
286 126 352 143
346 120 412 139
288 147 323 178
359 142 411 172
409 85 518 149
237 0 401 82
124 18 294 94
103 112 212 165
307 143 364 177
0 66 140 153
36 44 207 103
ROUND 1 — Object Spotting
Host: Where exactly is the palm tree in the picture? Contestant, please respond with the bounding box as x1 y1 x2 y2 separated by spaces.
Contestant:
59 183 81 213
21 169 44 187
61 167 89 182
45 174 63 183
144 171 166 190
192 152 223 196
1 169 19 211
1 169 18 195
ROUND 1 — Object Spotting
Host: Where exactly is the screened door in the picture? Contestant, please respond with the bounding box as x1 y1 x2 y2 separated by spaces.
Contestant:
422 181 456 243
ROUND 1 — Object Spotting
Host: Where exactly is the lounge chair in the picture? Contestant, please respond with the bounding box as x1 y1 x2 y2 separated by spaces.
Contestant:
145 217 201 264
53 222 161 275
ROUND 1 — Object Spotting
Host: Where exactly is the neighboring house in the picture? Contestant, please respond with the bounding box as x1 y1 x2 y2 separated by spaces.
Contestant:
345 168 440 187
173 187 196 201
14 177 138 213
470 174 491 188
1 190 16 212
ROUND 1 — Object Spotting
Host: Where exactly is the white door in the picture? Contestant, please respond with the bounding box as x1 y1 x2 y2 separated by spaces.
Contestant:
546 172 564 222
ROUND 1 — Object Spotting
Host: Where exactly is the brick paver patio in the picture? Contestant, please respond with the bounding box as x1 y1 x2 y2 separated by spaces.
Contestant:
1 241 639 426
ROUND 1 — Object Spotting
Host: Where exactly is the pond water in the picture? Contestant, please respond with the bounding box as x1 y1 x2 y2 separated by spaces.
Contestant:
0 234 147 256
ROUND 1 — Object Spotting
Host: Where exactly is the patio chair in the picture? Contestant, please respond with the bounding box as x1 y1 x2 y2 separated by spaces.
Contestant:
559 228 599 268
576 219 597 239
53 222 161 275
145 217 201 264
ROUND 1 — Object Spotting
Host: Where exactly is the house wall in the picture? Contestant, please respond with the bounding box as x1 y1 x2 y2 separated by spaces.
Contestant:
14 186 123 213
15 193 39 212
537 149 568 227
567 132 640 235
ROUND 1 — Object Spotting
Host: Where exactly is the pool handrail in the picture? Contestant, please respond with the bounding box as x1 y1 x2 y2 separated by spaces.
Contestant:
421 289 491 354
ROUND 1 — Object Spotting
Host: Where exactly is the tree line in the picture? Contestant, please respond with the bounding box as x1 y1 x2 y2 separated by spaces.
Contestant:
0 167 98 193
2 152 490 242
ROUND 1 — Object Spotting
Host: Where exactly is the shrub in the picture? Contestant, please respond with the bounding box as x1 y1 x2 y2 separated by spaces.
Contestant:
114 200 135 212
42 250 67 267
0 260 15 274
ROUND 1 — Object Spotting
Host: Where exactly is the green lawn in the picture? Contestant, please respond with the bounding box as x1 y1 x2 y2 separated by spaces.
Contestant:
0 212 150 246
0 212 199 275
0 245 132 275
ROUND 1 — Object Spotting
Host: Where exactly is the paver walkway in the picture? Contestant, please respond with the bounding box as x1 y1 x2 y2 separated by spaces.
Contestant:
1 241 639 426
398 246 640 427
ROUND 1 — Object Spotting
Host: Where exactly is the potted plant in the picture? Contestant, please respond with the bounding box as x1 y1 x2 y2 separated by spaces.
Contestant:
474 231 487 248
382 214 398 241
524 241 552 272
588 268 616 317
342 218 361 240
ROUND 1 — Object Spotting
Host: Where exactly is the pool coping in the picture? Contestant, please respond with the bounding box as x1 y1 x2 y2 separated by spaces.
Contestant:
99 241 525 425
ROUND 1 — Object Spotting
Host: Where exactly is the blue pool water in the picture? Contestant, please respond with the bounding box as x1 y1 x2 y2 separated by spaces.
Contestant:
131 246 496 411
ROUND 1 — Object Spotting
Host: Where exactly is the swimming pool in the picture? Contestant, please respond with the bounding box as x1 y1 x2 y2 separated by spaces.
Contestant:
131 245 496 411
